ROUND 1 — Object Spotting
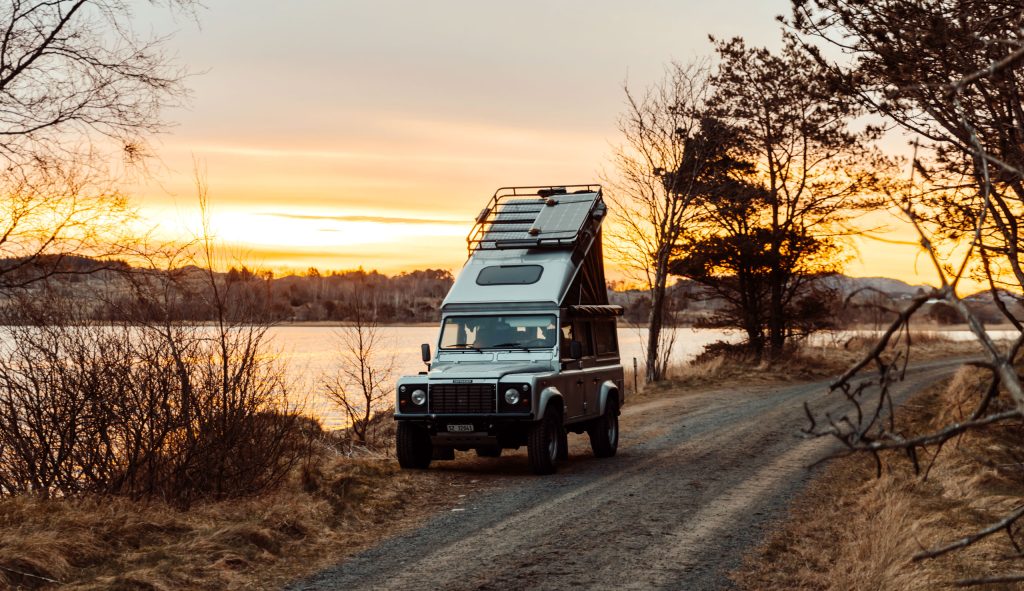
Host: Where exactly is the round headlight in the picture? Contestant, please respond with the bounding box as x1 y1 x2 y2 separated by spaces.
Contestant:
399 385 407 393
504 388 520 405
411 389 427 406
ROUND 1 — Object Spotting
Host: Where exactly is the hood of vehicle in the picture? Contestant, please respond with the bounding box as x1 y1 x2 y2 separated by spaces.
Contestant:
428 361 551 380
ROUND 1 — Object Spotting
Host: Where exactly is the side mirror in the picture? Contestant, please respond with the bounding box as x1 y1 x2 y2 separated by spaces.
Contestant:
569 340 583 360
421 343 432 363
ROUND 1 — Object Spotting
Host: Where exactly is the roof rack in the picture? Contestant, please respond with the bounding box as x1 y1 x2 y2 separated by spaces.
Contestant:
466 185 605 253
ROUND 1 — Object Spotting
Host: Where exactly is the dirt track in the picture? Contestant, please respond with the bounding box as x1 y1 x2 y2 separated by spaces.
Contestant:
287 359 964 591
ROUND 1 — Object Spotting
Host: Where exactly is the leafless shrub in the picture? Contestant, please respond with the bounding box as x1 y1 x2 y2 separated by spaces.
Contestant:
0 282 313 505
322 298 395 452
0 180 316 505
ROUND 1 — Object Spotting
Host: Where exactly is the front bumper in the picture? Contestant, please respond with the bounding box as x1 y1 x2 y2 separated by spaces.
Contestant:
393 412 533 420
394 413 535 448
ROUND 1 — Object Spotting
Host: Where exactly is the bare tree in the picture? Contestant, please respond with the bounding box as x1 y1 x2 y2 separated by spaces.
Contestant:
0 0 192 164
604 61 715 383
0 0 194 290
791 1 1024 583
323 296 395 449
0 159 134 290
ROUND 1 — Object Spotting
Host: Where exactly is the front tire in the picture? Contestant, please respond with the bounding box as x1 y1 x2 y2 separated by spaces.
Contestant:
528 407 564 475
396 422 432 469
589 396 619 458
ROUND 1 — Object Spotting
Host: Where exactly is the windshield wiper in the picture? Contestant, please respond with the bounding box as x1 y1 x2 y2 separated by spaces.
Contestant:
488 342 532 351
445 344 482 352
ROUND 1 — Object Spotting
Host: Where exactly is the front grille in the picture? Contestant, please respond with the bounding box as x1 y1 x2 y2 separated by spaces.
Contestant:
429 383 496 414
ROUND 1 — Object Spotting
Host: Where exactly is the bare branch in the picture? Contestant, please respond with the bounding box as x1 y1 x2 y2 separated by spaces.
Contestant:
915 506 1024 561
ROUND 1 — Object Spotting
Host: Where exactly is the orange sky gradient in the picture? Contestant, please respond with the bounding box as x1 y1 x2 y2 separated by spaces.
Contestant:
129 0 956 291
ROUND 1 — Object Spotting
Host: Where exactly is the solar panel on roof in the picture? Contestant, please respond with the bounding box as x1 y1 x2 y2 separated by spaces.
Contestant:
467 187 603 251
532 194 598 238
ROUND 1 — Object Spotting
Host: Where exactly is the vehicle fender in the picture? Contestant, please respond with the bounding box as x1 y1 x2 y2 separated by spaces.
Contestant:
598 381 621 415
536 386 565 421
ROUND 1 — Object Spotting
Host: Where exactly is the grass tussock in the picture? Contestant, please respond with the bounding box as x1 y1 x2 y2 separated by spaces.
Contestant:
732 364 1024 590
0 445 449 591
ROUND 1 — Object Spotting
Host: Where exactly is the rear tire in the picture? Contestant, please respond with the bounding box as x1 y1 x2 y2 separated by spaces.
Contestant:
475 446 502 458
528 407 564 475
396 422 432 469
557 426 569 461
589 396 619 458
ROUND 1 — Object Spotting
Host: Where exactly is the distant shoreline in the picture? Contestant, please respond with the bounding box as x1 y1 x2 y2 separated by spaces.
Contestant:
0 321 1017 332
272 320 437 328
269 321 1021 332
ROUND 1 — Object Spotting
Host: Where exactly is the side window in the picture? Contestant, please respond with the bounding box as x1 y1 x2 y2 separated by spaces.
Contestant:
560 320 575 360
579 321 595 357
595 320 618 355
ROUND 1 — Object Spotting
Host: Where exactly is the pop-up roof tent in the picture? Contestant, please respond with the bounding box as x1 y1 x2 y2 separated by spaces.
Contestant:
441 185 621 316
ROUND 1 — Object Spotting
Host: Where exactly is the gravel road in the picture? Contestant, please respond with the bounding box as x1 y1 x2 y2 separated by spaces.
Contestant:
288 359 964 591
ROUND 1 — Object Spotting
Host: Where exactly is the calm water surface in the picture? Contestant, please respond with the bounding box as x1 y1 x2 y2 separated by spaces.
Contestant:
1 325 1011 429
272 325 1017 428
271 325 739 428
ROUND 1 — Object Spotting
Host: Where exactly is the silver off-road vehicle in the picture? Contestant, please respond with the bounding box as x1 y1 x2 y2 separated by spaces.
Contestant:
394 185 625 474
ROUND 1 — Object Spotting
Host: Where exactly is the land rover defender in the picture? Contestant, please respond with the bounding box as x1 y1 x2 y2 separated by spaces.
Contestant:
394 185 625 475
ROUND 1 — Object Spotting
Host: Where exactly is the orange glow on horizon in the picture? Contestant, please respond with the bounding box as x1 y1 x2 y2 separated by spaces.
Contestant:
133 187 977 294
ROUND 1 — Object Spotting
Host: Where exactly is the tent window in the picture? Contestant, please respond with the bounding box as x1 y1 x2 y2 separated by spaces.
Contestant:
476 265 543 285
594 320 618 355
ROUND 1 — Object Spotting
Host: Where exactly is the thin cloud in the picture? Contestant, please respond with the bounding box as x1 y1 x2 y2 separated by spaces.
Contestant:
261 212 465 225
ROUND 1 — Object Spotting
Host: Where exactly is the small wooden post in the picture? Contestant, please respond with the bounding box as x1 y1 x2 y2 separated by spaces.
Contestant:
633 357 639 394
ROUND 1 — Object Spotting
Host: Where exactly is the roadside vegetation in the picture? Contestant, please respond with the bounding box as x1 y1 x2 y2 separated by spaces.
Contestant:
734 364 1024 590
0 448 464 590
609 0 1024 583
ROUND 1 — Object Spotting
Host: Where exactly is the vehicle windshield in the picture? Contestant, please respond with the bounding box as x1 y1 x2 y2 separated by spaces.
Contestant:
440 314 558 350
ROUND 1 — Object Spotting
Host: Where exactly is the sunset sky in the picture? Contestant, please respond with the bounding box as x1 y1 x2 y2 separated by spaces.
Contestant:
134 0 939 286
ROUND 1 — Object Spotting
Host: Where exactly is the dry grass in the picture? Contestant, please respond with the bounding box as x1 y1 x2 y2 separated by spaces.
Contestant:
0 442 468 590
732 364 1024 591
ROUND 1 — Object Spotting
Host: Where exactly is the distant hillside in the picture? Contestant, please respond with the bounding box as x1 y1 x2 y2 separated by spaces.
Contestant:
824 275 933 297
611 274 1019 328
0 257 455 324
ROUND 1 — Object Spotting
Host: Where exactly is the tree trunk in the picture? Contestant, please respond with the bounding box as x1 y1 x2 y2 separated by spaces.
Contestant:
745 313 764 359
736 265 764 360
646 251 671 383
768 269 785 360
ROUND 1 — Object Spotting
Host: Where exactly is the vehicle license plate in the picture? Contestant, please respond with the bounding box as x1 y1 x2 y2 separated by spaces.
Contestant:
447 424 474 433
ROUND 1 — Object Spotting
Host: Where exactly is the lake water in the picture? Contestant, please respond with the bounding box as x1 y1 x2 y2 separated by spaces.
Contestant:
268 325 1018 428
270 325 740 427
0 324 1015 429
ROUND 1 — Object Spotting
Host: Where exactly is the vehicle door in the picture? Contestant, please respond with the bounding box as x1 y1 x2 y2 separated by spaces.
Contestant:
590 318 621 415
577 319 602 418
559 319 588 419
